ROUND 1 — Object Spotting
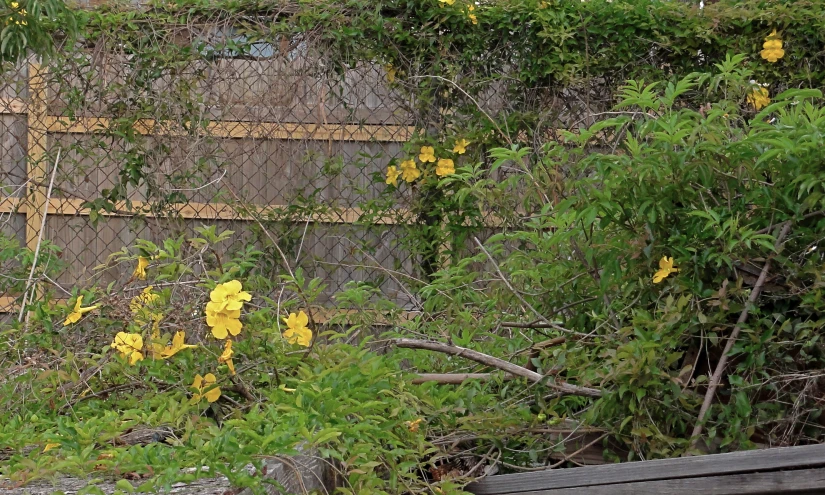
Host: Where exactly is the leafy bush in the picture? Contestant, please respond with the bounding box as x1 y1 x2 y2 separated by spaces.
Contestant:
3 0 825 492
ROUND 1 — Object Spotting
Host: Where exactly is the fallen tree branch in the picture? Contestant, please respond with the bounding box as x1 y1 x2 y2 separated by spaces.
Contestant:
393 338 601 397
690 222 792 447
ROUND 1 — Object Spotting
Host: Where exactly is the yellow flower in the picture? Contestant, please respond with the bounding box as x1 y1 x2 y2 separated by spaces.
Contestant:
63 295 98 326
206 303 242 339
435 158 455 176
209 280 252 312
438 0 455 4
283 310 313 347
154 331 197 359
453 139 470 154
418 146 436 163
469 13 478 24
42 443 60 453
406 418 424 432
190 373 221 404
130 286 159 313
653 256 679 284
747 87 770 110
133 257 149 280
112 332 144 365
218 339 235 375
10 2 18 7
386 165 400 186
130 286 162 328
400 159 420 183
760 30 784 63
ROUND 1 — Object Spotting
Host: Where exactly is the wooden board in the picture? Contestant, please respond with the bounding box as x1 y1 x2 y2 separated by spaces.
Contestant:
44 115 413 143
488 466 825 495
466 444 825 494
0 197 412 224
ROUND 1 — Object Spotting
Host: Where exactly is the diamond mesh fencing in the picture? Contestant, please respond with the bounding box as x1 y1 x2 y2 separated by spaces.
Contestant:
0 26 427 316
0 11 623 319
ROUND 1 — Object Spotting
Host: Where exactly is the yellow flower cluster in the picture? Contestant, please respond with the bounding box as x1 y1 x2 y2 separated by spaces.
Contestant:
385 140 470 187
438 0 478 24
760 29 784 63
283 310 313 347
107 285 197 365
8 1 27 26
747 86 770 110
205 280 251 339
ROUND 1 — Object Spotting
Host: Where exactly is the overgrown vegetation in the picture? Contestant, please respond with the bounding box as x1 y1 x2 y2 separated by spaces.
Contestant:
2 0 825 493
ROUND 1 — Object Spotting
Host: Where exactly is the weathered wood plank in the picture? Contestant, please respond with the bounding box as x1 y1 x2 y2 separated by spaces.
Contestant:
466 444 825 494
0 97 27 114
0 197 412 224
25 62 48 251
488 466 825 495
44 115 414 142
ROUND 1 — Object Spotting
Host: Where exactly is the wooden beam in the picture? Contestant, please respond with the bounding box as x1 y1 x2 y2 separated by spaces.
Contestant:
0 197 412 225
0 97 27 114
44 115 414 143
491 467 825 494
466 443 825 494
25 62 48 252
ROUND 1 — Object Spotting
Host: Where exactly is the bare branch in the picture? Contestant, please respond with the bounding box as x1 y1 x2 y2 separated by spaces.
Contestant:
393 338 601 397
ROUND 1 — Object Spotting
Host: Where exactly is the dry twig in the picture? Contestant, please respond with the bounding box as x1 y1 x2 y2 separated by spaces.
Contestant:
690 222 793 446
393 338 601 397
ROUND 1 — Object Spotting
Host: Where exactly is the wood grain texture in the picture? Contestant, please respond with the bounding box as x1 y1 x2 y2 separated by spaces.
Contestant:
0 197 411 224
486 467 825 495
25 63 48 250
467 444 825 494
45 115 413 142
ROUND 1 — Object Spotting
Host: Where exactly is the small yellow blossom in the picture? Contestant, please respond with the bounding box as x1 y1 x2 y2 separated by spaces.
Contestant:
760 30 784 63
747 87 770 110
206 304 242 339
155 331 196 359
406 418 424 432
283 310 313 347
453 139 470 154
467 5 477 24
218 339 235 375
64 295 98 326
418 146 436 163
653 256 679 284
190 373 221 404
130 286 163 330
400 159 420 183
386 165 400 186
209 280 252 312
112 332 144 365
438 0 455 4
130 286 159 313
435 158 455 177
133 257 149 280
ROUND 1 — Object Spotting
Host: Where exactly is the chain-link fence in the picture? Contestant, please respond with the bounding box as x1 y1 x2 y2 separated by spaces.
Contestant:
0 6 629 320
0 21 433 317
